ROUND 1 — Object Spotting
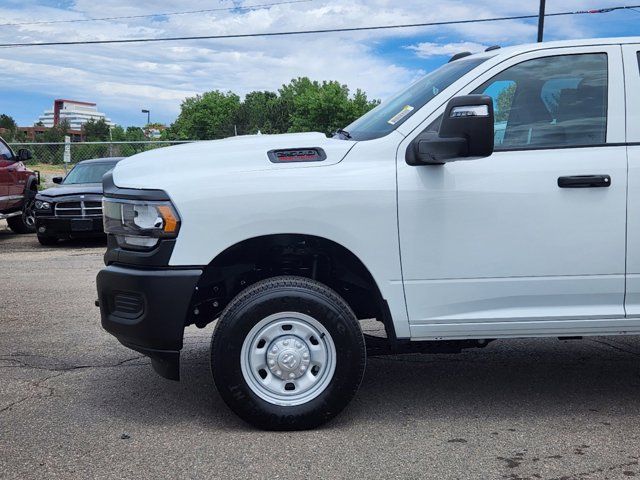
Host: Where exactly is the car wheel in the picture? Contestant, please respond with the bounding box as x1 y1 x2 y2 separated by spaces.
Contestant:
37 235 58 246
7 197 36 234
211 276 366 430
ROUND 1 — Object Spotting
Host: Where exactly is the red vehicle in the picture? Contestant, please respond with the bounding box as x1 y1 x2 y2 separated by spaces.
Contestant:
0 136 38 233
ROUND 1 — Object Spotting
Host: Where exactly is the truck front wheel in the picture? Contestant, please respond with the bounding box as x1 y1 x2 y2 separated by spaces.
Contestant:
211 276 366 430
7 187 36 234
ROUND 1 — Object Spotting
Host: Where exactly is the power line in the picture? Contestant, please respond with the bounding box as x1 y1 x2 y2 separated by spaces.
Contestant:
0 4 638 49
0 0 313 27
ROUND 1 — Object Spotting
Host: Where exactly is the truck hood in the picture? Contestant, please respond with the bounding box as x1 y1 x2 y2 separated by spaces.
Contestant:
37 183 103 198
112 132 356 190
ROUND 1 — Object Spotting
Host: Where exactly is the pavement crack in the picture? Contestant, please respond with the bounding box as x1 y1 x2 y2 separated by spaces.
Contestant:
0 353 147 372
589 339 640 357
0 371 64 414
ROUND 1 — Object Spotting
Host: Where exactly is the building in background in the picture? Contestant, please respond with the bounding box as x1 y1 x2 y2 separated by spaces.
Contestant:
144 124 167 139
18 126 84 142
36 99 114 130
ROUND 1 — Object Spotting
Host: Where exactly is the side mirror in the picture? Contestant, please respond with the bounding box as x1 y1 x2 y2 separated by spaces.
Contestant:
52 177 63 184
17 149 32 162
406 95 494 166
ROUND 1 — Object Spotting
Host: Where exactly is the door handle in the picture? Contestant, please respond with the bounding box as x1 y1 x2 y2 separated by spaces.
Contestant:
557 175 611 188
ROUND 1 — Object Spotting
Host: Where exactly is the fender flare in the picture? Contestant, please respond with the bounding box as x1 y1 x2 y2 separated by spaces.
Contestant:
24 175 38 200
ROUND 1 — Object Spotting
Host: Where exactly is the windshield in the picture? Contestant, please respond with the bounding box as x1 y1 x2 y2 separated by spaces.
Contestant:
343 57 489 140
63 162 117 184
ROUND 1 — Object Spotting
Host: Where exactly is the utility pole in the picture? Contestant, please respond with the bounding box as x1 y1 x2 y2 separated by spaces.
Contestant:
537 0 546 42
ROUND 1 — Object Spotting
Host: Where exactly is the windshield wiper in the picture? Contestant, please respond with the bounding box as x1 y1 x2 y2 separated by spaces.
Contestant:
333 129 352 140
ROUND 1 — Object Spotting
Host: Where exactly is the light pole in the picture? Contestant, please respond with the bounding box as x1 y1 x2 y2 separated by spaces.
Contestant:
537 0 546 43
141 109 150 125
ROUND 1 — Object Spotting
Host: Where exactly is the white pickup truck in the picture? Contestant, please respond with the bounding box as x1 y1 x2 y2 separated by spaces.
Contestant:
97 36 640 430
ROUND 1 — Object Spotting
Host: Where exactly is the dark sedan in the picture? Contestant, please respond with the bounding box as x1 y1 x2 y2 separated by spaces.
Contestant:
35 157 123 245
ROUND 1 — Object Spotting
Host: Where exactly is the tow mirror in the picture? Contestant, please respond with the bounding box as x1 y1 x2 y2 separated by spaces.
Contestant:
17 149 32 162
52 177 63 184
406 94 494 166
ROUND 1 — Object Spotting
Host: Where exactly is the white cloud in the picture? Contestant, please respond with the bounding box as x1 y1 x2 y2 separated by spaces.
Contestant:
0 0 632 126
407 41 488 58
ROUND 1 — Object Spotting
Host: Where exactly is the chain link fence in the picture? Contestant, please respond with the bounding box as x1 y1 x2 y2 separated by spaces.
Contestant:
8 141 196 165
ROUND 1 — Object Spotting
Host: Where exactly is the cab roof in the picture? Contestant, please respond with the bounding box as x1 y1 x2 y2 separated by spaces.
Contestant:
466 36 640 62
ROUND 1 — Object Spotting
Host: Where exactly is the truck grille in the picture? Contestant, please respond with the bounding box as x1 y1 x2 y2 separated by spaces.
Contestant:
55 200 103 217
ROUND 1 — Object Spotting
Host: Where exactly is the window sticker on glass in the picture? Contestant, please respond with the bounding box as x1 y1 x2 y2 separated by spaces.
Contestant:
387 105 415 125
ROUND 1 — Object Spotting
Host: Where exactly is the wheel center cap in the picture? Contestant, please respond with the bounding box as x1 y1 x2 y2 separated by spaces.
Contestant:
278 350 300 370
267 335 311 380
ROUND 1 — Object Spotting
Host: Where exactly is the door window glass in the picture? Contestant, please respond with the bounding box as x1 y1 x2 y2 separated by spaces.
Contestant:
473 53 608 150
0 140 13 161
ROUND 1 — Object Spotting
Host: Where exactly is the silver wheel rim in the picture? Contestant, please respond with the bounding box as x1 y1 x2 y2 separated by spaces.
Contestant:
240 312 336 406
23 199 35 227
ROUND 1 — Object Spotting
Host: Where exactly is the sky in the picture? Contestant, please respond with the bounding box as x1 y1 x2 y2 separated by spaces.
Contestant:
0 0 638 128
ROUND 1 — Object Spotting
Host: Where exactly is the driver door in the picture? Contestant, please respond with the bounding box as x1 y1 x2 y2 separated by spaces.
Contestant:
0 139 15 210
397 45 629 339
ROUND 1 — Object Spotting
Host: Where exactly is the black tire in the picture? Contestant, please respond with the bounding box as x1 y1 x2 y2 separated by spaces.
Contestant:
7 187 36 234
37 235 58 246
211 276 366 430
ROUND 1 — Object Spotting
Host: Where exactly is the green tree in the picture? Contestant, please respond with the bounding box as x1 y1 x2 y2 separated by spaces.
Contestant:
0 114 17 131
168 90 241 140
279 77 379 135
0 114 19 141
125 126 146 141
82 118 110 141
110 125 126 141
42 119 70 142
234 91 285 135
166 79 379 139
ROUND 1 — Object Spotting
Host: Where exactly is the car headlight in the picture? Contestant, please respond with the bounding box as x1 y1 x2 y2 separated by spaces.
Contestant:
102 198 180 251
35 200 51 210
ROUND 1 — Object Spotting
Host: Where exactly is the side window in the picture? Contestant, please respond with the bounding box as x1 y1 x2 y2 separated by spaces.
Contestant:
0 140 13 161
473 53 608 150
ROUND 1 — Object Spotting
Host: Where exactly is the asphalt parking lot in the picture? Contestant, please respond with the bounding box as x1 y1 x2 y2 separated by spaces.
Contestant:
2 222 640 480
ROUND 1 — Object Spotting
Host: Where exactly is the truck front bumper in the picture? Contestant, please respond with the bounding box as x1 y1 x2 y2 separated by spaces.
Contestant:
96 265 202 380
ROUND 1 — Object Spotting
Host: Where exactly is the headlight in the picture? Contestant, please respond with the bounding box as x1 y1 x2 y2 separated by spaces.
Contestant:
35 200 51 210
102 198 180 251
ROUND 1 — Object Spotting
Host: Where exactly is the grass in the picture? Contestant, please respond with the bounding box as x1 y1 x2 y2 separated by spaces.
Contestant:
28 163 67 175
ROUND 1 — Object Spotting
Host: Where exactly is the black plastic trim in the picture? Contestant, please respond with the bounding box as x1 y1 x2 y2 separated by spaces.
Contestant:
449 51 472 62
97 264 203 381
104 235 177 266
103 171 170 201
496 142 639 153
558 174 611 188
119 341 181 381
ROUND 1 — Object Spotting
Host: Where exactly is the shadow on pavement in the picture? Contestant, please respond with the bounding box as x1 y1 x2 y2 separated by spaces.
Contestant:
78 336 640 431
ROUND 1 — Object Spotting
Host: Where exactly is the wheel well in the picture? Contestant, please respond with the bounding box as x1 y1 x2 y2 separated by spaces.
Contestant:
188 234 395 340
